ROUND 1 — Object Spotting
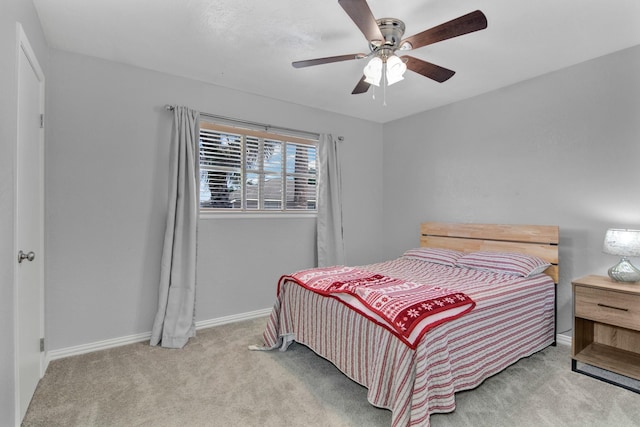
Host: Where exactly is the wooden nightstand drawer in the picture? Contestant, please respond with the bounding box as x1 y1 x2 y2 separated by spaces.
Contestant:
575 285 640 332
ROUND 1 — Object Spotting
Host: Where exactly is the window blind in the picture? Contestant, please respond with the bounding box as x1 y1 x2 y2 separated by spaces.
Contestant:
199 122 318 212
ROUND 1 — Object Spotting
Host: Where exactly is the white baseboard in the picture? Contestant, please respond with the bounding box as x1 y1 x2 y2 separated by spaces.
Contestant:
195 307 271 329
556 333 572 347
45 308 272 364
44 311 572 365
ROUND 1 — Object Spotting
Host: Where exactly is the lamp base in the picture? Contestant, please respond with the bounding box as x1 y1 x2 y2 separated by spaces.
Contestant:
608 257 640 283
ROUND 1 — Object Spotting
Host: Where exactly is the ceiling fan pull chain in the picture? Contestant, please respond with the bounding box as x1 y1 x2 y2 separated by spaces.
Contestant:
383 63 387 106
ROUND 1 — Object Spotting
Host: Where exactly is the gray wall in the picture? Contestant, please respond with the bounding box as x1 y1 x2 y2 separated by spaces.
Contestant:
1 1 49 425
382 45 640 334
45 49 385 350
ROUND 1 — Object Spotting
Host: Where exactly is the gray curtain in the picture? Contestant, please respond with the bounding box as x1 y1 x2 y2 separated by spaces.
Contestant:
316 133 345 267
150 106 200 348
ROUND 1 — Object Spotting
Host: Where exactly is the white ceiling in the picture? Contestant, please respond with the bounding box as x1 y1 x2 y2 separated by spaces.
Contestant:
33 0 640 123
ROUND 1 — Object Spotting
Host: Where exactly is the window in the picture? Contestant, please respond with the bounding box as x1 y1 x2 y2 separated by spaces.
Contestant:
199 121 318 213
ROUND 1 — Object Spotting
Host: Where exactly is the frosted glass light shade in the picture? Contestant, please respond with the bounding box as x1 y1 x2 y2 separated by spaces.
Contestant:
363 57 382 86
386 55 406 86
603 229 640 282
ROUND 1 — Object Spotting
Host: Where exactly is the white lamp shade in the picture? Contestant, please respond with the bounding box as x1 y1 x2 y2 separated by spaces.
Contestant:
603 229 640 256
386 55 407 86
363 57 382 86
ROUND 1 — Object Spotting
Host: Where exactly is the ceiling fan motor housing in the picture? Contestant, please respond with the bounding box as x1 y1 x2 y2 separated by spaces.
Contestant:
371 18 406 57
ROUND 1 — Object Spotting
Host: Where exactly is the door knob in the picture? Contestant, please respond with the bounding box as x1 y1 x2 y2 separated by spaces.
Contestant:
18 250 35 263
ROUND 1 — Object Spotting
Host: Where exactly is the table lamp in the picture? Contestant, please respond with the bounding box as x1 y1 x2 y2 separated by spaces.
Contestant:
603 228 640 282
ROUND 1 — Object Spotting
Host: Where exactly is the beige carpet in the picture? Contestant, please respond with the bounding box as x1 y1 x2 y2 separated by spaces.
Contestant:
23 317 640 427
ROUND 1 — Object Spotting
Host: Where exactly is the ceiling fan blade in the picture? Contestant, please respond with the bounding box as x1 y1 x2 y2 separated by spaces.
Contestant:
338 0 384 44
292 53 365 68
351 75 371 94
400 10 487 50
403 56 455 83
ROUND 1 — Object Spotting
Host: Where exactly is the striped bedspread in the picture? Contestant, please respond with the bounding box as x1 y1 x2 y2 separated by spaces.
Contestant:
261 258 555 427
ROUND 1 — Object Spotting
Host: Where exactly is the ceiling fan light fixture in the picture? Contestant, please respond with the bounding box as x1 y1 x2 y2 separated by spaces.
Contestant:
386 55 407 86
363 56 383 86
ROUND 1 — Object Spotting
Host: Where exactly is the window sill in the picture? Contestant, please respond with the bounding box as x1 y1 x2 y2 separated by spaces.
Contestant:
199 211 317 220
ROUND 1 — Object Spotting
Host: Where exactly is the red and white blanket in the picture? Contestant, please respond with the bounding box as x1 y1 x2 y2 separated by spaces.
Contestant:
278 266 475 349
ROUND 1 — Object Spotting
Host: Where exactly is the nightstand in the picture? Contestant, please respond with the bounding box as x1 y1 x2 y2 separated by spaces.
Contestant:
572 275 640 392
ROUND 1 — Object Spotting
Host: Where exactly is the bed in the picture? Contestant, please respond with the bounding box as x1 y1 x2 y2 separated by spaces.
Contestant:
257 222 559 426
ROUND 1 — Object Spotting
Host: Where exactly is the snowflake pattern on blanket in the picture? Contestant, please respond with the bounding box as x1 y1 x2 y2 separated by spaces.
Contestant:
279 266 476 347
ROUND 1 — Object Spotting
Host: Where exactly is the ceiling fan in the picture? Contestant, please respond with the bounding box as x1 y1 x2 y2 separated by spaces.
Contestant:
292 0 488 94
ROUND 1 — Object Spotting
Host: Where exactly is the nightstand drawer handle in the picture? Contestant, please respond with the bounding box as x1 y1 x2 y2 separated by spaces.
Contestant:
597 303 628 312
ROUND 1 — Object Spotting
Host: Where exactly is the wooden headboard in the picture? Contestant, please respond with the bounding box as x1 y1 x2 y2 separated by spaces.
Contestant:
420 222 559 283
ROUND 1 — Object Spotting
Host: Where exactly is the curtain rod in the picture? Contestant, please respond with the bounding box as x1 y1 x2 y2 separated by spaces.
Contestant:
164 105 338 141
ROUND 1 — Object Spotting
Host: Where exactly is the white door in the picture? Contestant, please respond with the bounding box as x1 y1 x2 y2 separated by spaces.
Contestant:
15 23 45 423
